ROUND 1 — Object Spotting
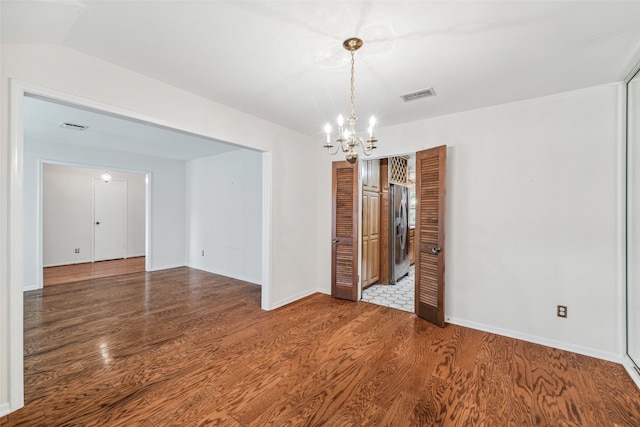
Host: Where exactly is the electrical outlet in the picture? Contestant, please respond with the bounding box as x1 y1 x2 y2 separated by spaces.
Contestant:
557 305 567 318
201 250 205 256
75 248 80 254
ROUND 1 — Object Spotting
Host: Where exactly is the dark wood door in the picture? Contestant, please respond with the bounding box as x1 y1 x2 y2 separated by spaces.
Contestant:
415 146 447 327
331 161 359 301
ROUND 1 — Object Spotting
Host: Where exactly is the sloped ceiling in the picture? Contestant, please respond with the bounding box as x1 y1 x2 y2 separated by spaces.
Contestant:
4 1 640 156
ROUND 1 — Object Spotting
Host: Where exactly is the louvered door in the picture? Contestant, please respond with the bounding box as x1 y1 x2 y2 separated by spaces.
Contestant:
415 146 447 327
331 161 359 301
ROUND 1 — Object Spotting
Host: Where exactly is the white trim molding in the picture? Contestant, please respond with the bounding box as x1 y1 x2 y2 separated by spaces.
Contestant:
447 316 623 364
624 356 640 390
8 79 26 413
0 402 12 418
261 151 273 310
270 289 318 311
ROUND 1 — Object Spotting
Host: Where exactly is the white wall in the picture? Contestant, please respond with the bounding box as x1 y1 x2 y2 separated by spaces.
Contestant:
187 149 262 284
23 139 186 290
42 164 94 266
41 164 146 268
1 43 318 414
127 172 146 258
317 83 624 360
628 69 640 364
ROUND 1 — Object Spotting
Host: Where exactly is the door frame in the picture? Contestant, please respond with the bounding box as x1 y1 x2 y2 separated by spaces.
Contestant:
35 160 150 289
357 155 417 305
7 79 274 414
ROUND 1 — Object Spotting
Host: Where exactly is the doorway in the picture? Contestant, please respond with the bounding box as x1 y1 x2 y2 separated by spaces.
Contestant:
41 163 147 286
360 155 416 313
8 79 272 416
330 146 447 327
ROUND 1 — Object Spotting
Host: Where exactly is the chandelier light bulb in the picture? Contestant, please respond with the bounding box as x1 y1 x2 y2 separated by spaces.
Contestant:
369 116 376 127
337 114 344 127
324 123 332 143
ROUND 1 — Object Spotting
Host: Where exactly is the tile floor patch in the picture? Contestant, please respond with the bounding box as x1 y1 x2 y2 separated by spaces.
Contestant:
361 266 414 312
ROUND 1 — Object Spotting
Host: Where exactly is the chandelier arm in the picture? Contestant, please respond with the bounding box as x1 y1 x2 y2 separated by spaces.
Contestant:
325 143 341 155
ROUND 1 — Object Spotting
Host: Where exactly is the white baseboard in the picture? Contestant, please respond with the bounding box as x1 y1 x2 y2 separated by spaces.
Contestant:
221 273 261 285
43 259 92 268
187 264 261 286
23 283 40 292
623 355 640 390
270 289 318 311
126 253 145 258
148 263 186 272
0 402 12 417
446 316 623 364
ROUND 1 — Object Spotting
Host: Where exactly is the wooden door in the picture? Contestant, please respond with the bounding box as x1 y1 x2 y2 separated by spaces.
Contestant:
367 192 380 284
415 146 447 327
362 191 370 287
378 159 390 284
331 161 359 301
362 191 380 288
361 159 381 288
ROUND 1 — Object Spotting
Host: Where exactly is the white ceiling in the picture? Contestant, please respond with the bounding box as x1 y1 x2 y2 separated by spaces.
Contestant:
23 95 241 161
4 1 640 157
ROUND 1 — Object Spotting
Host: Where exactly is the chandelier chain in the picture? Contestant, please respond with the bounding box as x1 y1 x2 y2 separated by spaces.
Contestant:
349 50 356 119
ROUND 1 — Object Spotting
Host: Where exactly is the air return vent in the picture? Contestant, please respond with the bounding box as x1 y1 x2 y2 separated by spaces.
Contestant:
59 122 89 131
401 87 436 102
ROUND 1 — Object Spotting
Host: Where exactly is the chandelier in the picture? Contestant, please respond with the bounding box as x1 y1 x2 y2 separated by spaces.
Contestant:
323 37 377 164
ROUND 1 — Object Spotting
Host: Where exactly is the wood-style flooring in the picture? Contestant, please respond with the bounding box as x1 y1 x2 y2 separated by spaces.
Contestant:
43 257 146 286
3 267 640 426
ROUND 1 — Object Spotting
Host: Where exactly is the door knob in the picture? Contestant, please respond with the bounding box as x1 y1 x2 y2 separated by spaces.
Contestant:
95 221 100 225
332 238 339 243
431 247 441 254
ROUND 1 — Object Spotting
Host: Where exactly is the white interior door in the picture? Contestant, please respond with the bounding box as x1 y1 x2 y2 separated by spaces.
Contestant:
94 179 126 261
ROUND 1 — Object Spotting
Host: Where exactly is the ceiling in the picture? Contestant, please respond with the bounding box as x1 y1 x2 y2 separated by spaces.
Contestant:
4 1 640 157
23 95 241 161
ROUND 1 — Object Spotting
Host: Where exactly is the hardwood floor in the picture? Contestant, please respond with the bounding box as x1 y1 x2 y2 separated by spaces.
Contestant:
43 257 146 286
4 267 640 426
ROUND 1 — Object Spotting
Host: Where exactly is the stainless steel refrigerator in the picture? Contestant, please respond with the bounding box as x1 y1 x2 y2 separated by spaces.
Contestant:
389 184 410 284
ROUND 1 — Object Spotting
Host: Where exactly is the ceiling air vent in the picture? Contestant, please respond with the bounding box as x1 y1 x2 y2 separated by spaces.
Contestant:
401 87 436 102
59 122 89 131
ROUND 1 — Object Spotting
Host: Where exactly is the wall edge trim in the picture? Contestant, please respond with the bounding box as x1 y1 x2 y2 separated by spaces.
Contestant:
446 316 623 364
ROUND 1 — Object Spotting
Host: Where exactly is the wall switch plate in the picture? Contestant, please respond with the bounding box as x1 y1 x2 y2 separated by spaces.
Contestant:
557 305 567 318
75 248 80 254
